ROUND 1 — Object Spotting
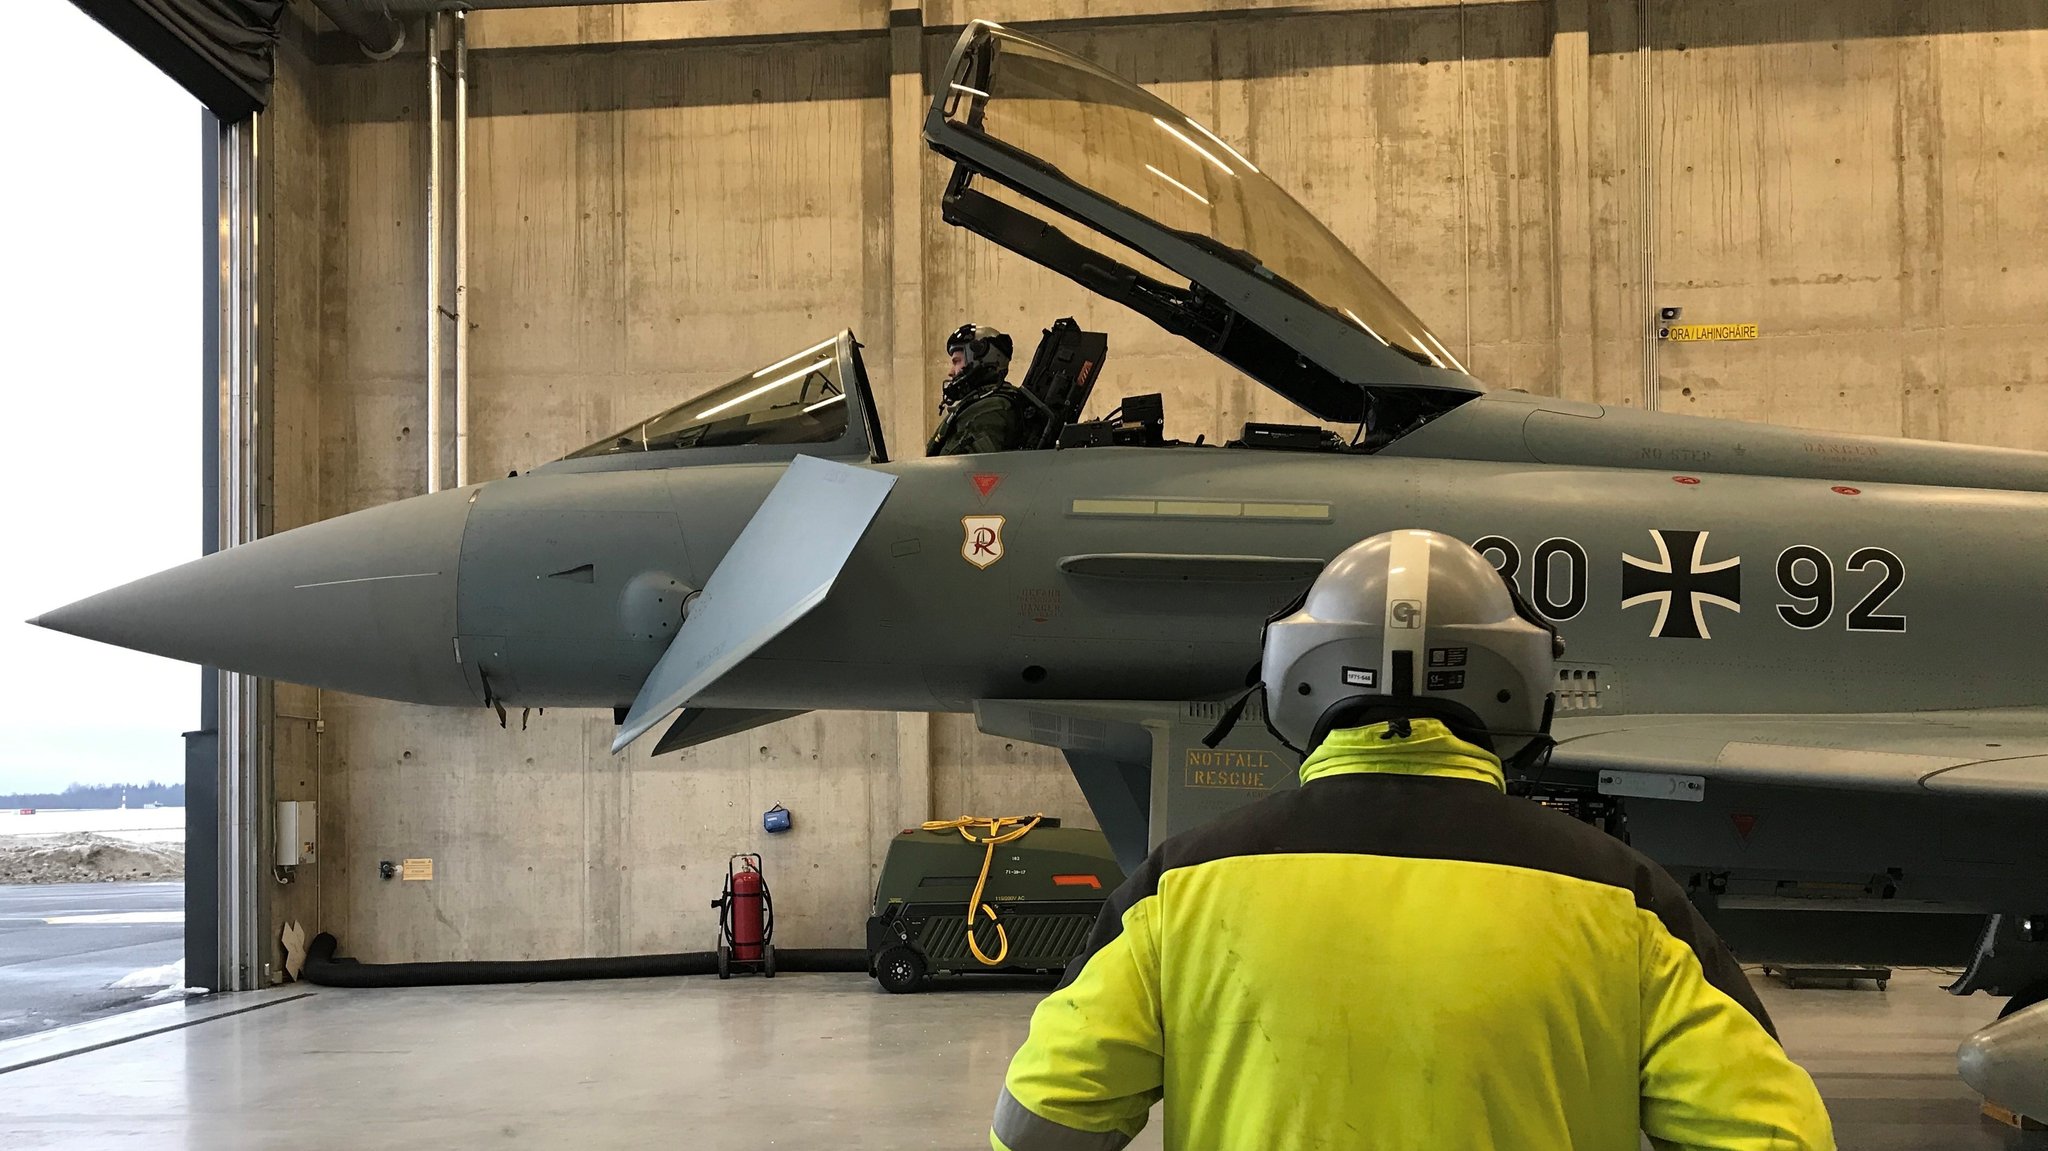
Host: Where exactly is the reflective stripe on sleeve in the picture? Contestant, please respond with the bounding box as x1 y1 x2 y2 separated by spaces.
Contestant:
992 1088 1134 1151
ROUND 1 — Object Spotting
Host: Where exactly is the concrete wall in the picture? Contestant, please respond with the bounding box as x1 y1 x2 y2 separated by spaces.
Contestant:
261 13 328 962
255 0 2048 965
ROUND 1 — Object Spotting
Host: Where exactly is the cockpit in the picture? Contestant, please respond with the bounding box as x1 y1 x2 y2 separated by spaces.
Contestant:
559 319 1459 471
556 20 1491 472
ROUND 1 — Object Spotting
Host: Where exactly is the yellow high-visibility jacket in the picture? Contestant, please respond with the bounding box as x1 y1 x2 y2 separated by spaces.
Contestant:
992 719 1834 1151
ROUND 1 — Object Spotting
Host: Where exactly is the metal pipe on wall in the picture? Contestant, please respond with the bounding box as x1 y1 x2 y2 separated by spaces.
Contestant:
309 0 405 59
454 10 470 488
425 12 442 494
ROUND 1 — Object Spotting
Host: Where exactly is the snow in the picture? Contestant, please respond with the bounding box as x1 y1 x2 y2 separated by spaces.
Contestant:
111 959 184 989
0 808 185 845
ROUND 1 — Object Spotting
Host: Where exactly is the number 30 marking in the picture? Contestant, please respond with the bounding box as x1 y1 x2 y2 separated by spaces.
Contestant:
1473 535 1586 622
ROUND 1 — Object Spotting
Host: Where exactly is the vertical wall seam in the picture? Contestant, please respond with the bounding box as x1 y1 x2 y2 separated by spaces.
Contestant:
1637 0 1658 411
426 13 443 493
1460 1 1474 369
1928 20 1947 441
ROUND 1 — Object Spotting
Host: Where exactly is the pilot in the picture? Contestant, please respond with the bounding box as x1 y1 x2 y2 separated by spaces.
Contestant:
927 323 1030 456
988 529 1834 1151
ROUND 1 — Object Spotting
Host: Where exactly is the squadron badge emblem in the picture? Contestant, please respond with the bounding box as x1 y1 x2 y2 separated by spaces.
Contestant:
962 515 1006 569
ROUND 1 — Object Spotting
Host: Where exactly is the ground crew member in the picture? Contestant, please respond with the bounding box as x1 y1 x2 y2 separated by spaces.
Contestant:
990 529 1834 1151
928 323 1030 456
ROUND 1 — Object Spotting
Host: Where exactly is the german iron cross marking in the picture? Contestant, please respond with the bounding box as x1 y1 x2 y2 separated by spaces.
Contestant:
1621 529 1742 639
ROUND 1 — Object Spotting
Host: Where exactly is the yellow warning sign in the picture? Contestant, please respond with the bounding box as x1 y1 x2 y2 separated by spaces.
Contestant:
1184 748 1280 790
1662 322 1759 343
401 858 434 881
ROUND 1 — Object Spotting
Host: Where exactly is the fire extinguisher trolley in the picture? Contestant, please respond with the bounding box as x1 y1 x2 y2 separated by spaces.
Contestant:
712 853 776 979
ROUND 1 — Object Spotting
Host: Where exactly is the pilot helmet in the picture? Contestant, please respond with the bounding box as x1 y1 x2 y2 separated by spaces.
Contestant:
1258 529 1563 766
946 323 1013 381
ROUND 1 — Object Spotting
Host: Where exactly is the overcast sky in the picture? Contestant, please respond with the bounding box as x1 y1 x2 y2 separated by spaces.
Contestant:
0 1 199 794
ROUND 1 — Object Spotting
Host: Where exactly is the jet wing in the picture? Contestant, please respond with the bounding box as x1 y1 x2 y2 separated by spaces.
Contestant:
1550 709 2048 800
653 708 809 757
610 455 896 753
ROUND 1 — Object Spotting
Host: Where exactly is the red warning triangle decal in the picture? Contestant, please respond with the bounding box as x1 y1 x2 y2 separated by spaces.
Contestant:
1730 813 1758 841
971 474 1002 499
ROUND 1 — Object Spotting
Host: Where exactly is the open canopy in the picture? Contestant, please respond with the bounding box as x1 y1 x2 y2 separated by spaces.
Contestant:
925 21 1479 423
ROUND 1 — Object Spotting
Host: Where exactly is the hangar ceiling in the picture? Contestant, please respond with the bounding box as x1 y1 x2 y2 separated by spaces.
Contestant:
65 1 694 119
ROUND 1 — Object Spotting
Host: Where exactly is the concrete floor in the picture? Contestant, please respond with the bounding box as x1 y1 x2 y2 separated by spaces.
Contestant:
0 883 183 1041
0 968 2039 1149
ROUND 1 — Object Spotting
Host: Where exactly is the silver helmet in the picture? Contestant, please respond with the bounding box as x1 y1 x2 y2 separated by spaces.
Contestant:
945 323 1012 376
1259 529 1563 762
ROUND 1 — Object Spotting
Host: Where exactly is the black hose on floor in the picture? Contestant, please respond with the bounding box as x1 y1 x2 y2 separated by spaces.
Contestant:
299 932 868 988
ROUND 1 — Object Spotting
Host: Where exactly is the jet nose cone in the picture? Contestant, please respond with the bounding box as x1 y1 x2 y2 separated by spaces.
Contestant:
34 486 480 706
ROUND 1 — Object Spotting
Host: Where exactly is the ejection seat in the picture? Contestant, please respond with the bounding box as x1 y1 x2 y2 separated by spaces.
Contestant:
1012 318 1108 449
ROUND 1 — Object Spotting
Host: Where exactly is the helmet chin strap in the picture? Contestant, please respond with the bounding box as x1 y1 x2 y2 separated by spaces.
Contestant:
1499 693 1559 776
1502 733 1557 775
1199 680 1266 751
1203 587 1315 752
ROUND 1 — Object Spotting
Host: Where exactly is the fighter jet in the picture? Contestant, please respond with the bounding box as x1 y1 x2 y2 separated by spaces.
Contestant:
33 22 2048 1007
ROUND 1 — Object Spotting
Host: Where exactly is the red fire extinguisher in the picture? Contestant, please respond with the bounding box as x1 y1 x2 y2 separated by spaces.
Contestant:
712 853 775 979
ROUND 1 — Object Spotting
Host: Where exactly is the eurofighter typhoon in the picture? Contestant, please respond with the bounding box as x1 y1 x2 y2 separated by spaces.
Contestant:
36 21 2048 1021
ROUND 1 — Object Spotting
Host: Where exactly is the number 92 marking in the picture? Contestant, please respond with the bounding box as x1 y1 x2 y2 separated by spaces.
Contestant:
1775 545 1906 632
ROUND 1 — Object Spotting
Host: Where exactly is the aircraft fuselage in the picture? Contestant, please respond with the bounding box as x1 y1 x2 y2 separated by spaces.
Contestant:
467 447 2037 717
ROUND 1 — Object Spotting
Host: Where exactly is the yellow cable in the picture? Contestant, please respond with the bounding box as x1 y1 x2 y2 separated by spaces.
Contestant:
920 814 1044 965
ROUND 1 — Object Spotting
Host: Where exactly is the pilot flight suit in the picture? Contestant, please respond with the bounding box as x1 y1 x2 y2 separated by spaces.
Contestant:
927 381 1034 456
991 718 1835 1151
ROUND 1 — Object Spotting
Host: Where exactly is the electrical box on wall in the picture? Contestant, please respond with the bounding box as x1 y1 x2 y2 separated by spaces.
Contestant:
276 801 316 866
